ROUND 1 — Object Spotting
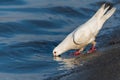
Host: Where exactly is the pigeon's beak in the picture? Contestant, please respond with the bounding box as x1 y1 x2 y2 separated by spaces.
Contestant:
54 54 61 57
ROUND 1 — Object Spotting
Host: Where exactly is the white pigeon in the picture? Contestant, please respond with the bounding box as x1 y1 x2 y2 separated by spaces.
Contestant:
53 4 116 57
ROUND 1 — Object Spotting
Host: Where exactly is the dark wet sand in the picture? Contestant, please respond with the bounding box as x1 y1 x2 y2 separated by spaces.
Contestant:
58 44 120 80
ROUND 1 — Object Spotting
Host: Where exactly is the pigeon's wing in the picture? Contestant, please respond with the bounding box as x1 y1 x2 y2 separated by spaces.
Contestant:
72 4 116 45
73 27 93 45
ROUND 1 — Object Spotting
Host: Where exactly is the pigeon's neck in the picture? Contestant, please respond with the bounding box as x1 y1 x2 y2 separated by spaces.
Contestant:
58 41 70 52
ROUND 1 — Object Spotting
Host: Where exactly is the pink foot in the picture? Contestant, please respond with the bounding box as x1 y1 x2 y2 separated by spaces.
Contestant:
73 50 81 56
87 47 96 53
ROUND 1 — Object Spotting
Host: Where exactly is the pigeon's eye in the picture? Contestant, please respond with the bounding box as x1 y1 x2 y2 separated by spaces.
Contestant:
54 51 57 54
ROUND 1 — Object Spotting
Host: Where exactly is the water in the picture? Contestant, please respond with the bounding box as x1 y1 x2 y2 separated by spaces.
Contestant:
0 0 119 80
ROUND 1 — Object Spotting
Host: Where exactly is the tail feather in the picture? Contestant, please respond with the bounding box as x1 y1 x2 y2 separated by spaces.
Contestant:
101 7 116 23
103 6 110 14
93 3 116 21
93 4 105 19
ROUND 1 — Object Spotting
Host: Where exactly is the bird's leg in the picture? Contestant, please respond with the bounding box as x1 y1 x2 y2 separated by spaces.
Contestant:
88 41 96 53
74 48 84 56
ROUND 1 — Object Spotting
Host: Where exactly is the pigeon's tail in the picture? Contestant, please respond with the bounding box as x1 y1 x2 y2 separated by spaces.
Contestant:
101 6 116 23
93 3 116 22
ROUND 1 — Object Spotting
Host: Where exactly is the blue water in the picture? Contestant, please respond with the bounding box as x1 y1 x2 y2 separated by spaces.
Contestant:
0 0 119 80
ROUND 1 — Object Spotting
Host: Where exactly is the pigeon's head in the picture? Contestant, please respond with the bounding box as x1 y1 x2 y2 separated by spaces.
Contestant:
53 47 63 57
53 44 68 57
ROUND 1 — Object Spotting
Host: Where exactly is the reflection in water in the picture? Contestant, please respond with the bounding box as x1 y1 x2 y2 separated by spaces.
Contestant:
54 52 101 70
54 56 84 70
54 57 76 70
